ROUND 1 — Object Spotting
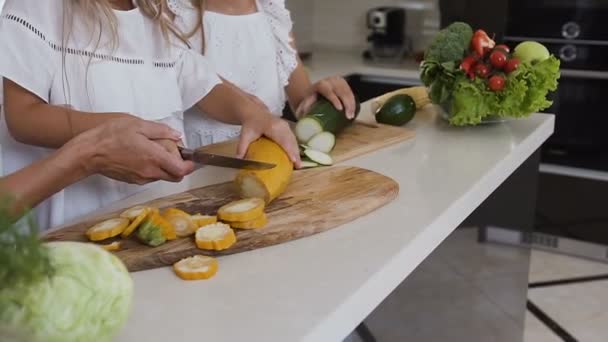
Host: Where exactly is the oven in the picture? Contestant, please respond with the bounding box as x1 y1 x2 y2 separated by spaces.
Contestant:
505 0 608 172
503 0 608 259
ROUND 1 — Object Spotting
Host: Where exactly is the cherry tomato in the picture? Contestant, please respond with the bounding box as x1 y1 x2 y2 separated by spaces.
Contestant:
489 50 507 69
488 75 506 92
460 55 478 73
495 44 511 53
504 58 521 74
474 64 491 78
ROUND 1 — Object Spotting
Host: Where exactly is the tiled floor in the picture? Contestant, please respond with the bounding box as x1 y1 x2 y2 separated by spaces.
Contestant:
343 228 608 342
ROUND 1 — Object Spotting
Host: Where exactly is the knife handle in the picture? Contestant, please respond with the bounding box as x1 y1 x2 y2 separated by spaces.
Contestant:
177 146 194 161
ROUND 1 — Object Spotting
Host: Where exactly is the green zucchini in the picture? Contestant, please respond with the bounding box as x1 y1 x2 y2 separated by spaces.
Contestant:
295 95 361 143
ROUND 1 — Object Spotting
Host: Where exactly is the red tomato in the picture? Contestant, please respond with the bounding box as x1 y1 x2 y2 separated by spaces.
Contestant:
495 44 511 53
488 75 506 92
460 55 478 73
474 64 491 78
489 50 507 69
504 58 521 74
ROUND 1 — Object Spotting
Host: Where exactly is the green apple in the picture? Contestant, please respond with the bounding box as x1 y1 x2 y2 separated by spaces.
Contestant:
513 41 550 63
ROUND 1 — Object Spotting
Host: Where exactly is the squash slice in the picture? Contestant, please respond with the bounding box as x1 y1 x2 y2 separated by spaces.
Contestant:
86 218 129 241
195 223 236 251
230 213 268 230
191 214 218 228
121 208 151 238
163 208 197 237
173 255 219 280
100 241 122 252
218 198 265 222
120 205 149 220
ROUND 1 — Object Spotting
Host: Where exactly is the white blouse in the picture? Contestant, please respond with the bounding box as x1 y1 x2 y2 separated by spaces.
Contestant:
0 0 221 230
169 0 299 147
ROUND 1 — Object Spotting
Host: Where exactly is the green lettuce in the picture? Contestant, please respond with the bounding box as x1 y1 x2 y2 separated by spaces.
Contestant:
447 56 561 126
0 199 133 342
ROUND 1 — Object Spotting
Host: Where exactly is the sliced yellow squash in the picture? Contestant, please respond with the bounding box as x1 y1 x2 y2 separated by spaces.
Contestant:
163 208 197 237
191 214 218 228
230 213 268 230
86 218 129 241
217 198 265 222
195 223 237 251
120 205 150 220
121 208 151 238
173 255 219 280
100 241 122 252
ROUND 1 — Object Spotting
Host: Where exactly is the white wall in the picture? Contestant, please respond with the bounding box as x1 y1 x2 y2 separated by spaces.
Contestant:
288 0 440 53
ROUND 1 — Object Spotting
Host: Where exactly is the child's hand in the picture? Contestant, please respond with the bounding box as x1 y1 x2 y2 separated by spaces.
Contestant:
237 114 301 169
296 76 357 119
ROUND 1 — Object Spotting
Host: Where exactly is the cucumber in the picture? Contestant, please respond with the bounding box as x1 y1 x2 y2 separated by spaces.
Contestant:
295 117 323 143
300 160 320 168
303 149 333 166
295 95 361 143
375 94 416 126
306 132 336 154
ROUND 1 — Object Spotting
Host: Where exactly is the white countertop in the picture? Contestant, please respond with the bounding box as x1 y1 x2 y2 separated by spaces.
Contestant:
111 50 555 342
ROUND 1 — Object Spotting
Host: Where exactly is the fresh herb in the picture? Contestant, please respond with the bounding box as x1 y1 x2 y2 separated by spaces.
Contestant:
0 196 53 290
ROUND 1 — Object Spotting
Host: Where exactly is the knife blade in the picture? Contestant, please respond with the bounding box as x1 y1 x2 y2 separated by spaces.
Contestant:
178 146 276 170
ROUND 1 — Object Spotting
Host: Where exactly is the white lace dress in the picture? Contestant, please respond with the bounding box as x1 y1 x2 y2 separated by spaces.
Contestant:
0 0 221 229
169 0 299 147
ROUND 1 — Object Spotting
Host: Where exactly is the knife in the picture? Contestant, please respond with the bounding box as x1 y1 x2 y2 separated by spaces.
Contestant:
178 146 276 170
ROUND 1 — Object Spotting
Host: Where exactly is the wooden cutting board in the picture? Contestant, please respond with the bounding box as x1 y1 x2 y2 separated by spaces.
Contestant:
45 166 399 272
200 121 415 164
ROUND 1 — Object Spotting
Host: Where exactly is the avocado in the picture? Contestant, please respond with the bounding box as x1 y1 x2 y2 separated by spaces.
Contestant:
375 94 416 126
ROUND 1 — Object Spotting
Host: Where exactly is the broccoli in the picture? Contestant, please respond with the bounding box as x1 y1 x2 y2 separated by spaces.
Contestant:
424 22 473 63
136 220 166 247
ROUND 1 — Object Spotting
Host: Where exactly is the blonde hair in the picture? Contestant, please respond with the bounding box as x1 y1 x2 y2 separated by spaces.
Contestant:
59 0 205 134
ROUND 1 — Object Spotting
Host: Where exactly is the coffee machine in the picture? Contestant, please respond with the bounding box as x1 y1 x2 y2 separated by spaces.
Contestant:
363 7 411 64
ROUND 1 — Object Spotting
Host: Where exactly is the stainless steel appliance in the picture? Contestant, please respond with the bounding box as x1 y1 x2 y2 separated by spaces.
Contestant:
363 7 411 63
505 0 608 172
503 0 608 262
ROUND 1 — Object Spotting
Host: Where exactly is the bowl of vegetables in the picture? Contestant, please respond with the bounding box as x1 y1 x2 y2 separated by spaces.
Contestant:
420 22 561 126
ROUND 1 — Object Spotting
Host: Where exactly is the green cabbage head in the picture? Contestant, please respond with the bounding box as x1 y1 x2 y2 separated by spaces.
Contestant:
0 241 133 342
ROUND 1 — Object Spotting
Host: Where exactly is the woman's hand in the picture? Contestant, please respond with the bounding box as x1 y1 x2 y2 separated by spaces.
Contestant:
237 113 301 169
72 118 195 184
154 138 184 161
295 76 357 119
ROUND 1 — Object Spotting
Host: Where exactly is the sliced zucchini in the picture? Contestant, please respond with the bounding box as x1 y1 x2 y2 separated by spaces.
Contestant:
300 160 320 168
295 117 323 143
303 149 333 166
306 131 336 154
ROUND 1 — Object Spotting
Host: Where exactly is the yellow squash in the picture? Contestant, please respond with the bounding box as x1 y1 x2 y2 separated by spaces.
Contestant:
86 218 129 241
195 223 237 251
191 214 218 228
217 198 265 222
121 207 151 238
173 255 219 280
163 208 197 237
230 213 268 230
235 138 293 204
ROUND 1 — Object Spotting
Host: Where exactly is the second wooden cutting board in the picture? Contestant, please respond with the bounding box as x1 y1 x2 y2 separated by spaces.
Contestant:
201 121 415 164
45 166 399 272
